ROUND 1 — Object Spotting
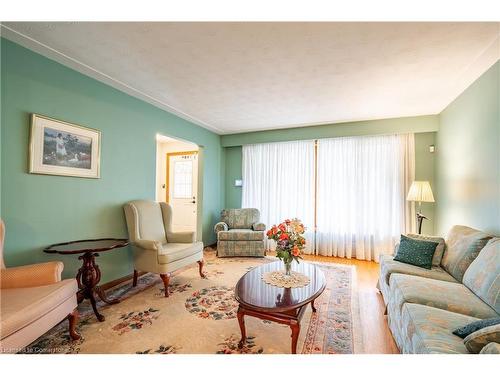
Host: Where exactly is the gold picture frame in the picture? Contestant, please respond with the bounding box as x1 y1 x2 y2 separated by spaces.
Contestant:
29 114 101 178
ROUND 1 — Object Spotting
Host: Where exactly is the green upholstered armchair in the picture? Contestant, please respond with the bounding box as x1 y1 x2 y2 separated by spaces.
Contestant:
214 208 266 257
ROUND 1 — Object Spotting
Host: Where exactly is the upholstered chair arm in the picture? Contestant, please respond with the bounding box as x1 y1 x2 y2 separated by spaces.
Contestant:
167 231 196 243
214 222 229 234
0 261 64 289
134 239 163 251
252 222 266 231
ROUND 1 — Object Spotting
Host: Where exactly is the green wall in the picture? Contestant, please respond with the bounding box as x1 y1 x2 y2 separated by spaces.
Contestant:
414 132 437 235
436 61 499 236
224 146 243 209
223 129 438 235
221 115 439 147
1 39 224 282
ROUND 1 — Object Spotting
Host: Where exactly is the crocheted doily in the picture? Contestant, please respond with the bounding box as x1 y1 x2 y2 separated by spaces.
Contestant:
261 270 311 288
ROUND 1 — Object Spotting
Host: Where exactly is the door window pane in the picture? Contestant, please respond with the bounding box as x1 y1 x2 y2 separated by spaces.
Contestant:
173 160 193 198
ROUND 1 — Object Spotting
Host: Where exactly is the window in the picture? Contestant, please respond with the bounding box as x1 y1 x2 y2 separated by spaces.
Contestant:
242 134 415 261
173 160 193 198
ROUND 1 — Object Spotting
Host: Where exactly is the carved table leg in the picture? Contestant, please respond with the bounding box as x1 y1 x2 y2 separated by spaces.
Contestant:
311 299 317 313
67 309 81 340
88 291 105 322
197 259 207 278
290 320 300 354
237 306 247 349
160 273 171 297
132 269 138 287
76 251 118 322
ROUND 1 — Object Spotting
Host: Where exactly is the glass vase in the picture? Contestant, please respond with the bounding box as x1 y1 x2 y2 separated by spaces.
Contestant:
283 259 292 276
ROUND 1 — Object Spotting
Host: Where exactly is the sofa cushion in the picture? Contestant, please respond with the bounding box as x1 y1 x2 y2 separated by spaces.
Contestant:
441 225 492 282
157 241 203 264
400 303 478 354
464 323 500 354
379 254 457 290
390 274 498 319
221 208 260 229
406 233 446 267
394 235 438 269
0 279 77 339
462 238 500 314
217 229 264 241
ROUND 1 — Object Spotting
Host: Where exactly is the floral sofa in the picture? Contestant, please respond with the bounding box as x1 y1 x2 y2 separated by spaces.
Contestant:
378 225 499 354
214 208 266 257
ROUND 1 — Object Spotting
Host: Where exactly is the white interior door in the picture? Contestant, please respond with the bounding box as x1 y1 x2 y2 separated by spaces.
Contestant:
167 152 198 232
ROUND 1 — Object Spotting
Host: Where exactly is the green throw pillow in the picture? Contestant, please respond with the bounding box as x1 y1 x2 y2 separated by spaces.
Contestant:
393 234 438 269
453 317 500 339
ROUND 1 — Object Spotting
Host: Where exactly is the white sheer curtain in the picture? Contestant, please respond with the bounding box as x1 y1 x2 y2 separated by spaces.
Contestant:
242 141 315 253
316 134 415 261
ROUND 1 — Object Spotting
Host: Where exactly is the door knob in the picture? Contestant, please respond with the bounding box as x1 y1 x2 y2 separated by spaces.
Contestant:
191 200 196 204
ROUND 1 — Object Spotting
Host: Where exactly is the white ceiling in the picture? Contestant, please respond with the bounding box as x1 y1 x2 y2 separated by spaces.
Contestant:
2 22 499 134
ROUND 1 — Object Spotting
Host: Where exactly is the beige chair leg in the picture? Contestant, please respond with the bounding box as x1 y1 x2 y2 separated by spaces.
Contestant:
67 309 81 340
159 273 171 297
197 259 207 278
132 269 138 287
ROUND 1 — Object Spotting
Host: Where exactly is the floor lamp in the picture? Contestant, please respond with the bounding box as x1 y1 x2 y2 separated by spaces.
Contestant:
406 181 435 234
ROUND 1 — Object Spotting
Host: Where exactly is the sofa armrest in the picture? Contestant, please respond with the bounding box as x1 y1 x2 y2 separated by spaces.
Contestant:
167 231 195 243
252 222 266 231
134 239 163 251
480 342 500 354
0 261 64 289
214 222 229 234
393 243 400 256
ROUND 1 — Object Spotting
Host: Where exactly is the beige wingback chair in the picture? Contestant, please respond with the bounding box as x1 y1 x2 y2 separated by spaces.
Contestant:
123 200 205 297
0 219 80 353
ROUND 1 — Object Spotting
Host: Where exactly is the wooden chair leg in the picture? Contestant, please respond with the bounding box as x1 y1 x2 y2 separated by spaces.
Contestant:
67 308 81 340
132 269 138 287
159 273 171 297
197 259 207 278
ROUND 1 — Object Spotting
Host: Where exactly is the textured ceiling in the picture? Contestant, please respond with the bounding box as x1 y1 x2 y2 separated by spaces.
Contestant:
2 22 499 134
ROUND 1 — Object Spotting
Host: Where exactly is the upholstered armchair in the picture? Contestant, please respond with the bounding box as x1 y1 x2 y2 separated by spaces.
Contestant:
123 200 205 297
0 219 80 353
214 208 266 257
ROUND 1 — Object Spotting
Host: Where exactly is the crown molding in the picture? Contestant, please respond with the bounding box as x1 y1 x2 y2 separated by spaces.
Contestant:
0 24 224 135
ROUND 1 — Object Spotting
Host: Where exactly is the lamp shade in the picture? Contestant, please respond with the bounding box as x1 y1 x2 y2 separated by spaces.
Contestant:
406 181 435 202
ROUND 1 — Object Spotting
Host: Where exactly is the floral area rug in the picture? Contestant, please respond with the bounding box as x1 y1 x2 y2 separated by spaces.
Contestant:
25 252 362 354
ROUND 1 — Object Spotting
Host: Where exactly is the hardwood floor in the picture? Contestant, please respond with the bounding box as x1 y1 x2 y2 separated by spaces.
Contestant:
272 251 400 353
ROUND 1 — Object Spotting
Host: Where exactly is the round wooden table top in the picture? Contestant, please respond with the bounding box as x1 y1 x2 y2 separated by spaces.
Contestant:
44 238 129 255
234 261 326 313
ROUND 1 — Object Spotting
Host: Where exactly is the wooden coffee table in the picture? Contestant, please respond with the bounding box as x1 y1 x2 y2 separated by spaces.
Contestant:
234 261 326 354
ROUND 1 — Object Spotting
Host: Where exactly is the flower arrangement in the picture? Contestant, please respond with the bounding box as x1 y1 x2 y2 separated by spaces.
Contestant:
266 218 306 275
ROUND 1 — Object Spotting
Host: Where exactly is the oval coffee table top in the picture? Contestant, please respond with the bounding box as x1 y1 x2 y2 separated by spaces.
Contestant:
235 261 326 313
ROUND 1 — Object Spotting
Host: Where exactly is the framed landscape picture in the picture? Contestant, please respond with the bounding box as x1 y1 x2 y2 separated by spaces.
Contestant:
29 114 101 178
